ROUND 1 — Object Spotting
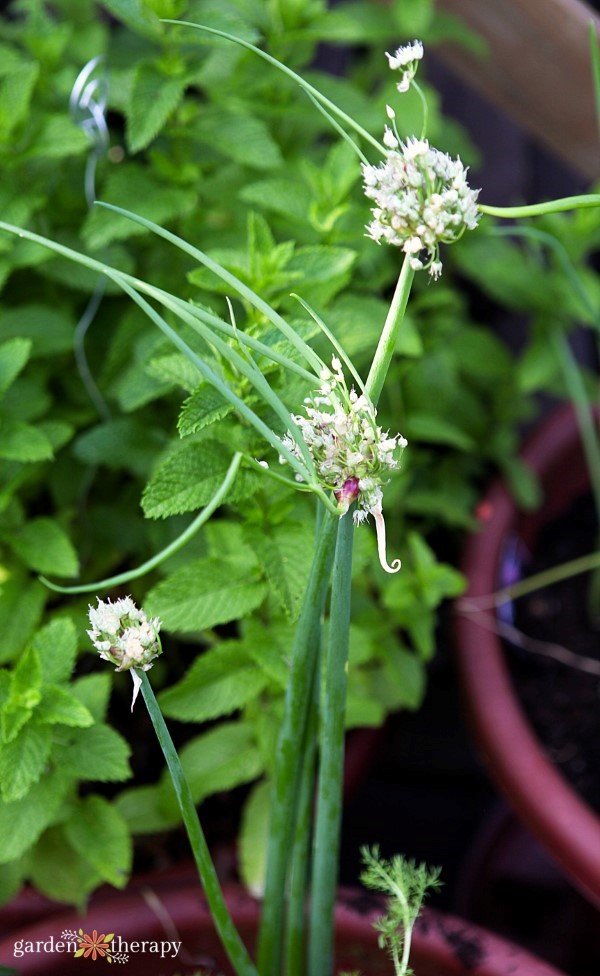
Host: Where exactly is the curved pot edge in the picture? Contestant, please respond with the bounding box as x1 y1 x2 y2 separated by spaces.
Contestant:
0 883 568 976
454 404 600 908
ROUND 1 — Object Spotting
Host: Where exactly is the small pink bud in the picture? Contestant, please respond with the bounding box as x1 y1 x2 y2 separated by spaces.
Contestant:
335 477 361 512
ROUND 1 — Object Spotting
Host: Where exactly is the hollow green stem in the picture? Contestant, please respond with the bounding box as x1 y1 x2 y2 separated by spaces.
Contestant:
163 21 386 157
365 254 415 404
307 509 355 976
284 656 321 976
479 194 600 219
40 453 243 594
458 548 600 611
138 671 257 976
551 328 600 522
412 80 429 139
490 224 598 323
258 507 338 976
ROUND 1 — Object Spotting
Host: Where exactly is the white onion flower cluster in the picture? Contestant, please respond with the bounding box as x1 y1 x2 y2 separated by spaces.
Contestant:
385 40 423 93
362 136 480 278
362 41 480 278
88 597 162 708
281 357 407 572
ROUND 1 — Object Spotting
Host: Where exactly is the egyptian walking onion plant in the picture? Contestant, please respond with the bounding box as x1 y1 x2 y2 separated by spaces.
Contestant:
2 27 600 976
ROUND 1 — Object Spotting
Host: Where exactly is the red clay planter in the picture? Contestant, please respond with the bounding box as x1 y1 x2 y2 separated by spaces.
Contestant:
0 881 568 976
455 405 600 908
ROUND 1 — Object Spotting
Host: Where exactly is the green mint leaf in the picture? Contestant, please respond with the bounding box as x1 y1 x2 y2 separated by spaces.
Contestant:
0 420 53 462
127 63 188 153
0 338 31 397
28 825 101 907
32 617 78 685
284 246 356 307
240 177 312 223
64 795 132 889
98 0 161 37
177 386 234 437
0 769 71 864
239 779 270 897
69 674 112 724
1 646 42 742
0 62 39 138
146 557 267 632
74 417 165 478
28 114 88 160
244 521 314 621
122 723 265 830
146 352 203 394
158 641 270 722
0 578 46 666
0 855 25 905
142 439 259 519
83 165 196 250
178 721 264 806
34 686 94 729
0 723 52 801
0 305 74 358
195 108 283 171
9 518 79 577
115 783 178 835
61 725 132 783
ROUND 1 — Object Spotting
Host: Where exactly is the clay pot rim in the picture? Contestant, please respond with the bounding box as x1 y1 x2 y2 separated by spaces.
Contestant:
454 404 600 908
0 881 566 976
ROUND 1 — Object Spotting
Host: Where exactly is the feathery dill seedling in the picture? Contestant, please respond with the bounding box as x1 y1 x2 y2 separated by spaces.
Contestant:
360 846 442 976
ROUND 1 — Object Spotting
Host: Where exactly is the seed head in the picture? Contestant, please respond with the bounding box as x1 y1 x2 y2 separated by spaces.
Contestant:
362 137 480 278
87 597 162 708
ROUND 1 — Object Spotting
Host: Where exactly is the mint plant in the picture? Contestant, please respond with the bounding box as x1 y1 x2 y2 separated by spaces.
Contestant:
0 617 132 907
0 0 595 934
2 17 596 976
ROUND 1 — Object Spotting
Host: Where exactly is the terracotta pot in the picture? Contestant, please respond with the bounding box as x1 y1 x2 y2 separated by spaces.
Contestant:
0 881 567 975
454 404 600 908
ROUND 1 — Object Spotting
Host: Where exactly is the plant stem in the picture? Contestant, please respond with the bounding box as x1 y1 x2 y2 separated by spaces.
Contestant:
138 671 257 976
365 255 415 404
458 549 600 610
40 453 244 593
551 328 600 522
284 659 321 976
257 507 338 976
551 327 600 617
479 194 600 218
307 510 355 976
163 21 386 156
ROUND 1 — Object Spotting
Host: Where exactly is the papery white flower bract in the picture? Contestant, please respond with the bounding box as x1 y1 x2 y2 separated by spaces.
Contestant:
280 359 407 573
386 40 423 92
362 136 480 278
87 597 162 709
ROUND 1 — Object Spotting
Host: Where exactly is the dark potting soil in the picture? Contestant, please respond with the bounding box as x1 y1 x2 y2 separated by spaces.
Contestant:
506 491 600 813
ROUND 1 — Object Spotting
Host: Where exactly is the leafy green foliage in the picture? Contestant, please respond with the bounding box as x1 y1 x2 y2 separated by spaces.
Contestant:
0 617 132 904
116 721 264 833
146 556 268 632
0 0 538 913
141 437 260 518
239 778 271 896
9 518 79 577
158 640 271 721
64 795 131 888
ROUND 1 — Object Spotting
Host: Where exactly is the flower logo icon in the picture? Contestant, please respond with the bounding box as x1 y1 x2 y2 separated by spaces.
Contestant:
76 931 113 961
61 929 128 963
